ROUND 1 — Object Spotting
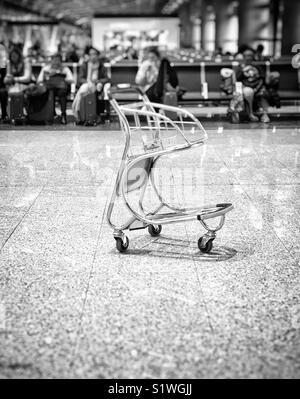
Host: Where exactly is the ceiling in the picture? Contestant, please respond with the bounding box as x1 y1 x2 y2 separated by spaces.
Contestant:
4 0 174 24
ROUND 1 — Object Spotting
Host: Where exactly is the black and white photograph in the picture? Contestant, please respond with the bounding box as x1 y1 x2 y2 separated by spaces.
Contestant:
0 0 299 384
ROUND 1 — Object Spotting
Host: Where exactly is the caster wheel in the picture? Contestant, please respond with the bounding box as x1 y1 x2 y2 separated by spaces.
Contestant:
115 236 129 253
148 224 162 237
198 237 213 253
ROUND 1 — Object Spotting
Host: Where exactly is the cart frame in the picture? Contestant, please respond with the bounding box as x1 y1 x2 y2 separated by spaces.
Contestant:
106 85 233 253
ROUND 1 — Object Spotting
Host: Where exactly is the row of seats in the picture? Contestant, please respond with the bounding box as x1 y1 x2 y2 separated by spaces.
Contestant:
110 60 300 103
29 59 299 105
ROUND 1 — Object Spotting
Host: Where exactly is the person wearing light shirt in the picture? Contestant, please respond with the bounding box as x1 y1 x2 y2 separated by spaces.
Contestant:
135 48 160 96
72 47 110 123
38 53 74 124
0 43 8 122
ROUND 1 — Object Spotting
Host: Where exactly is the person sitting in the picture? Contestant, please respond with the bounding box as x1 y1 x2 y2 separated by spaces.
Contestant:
135 48 179 103
37 53 74 124
1 46 32 122
234 44 253 61
72 47 111 123
65 43 79 63
235 48 270 123
0 43 8 122
5 46 32 87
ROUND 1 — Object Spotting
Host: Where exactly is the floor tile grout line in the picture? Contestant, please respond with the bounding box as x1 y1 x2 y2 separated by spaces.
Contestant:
0 144 74 254
236 145 299 262
183 224 216 336
276 159 299 178
169 165 216 335
0 132 38 252
222 158 299 264
69 195 109 371
240 186 299 264
251 143 299 180
0 189 44 253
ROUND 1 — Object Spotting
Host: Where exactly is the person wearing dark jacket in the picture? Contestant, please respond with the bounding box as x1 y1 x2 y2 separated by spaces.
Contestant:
38 53 74 124
72 47 110 122
1 46 32 123
0 43 8 122
148 57 179 103
136 48 179 103
236 48 270 123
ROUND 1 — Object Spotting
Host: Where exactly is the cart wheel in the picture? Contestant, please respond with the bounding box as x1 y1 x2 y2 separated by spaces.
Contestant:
148 224 162 237
115 236 129 253
198 237 213 253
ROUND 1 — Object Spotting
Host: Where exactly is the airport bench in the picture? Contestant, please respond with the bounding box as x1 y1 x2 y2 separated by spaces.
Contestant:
30 59 300 105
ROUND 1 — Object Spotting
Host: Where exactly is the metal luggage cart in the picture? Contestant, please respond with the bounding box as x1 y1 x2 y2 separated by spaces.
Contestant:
107 84 233 253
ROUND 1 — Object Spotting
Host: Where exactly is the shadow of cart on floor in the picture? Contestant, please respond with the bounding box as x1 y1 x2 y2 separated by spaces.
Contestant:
112 234 240 262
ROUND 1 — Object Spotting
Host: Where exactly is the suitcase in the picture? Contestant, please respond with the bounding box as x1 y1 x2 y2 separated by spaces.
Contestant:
97 98 111 123
79 93 98 126
8 92 25 125
163 91 178 120
27 89 55 125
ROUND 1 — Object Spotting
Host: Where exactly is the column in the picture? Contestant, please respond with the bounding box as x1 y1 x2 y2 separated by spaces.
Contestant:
281 0 300 55
201 0 216 53
179 2 193 48
215 0 238 53
238 0 274 54
190 0 202 51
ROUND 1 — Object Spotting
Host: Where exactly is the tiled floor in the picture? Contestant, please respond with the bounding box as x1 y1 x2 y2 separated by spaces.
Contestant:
0 122 299 378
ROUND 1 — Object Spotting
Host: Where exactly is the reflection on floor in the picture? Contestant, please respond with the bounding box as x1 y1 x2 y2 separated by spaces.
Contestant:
0 122 299 378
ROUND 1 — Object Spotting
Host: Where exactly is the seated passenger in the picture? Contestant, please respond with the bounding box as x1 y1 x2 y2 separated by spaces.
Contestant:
65 43 79 63
38 53 74 124
135 48 179 103
5 46 32 87
72 47 111 123
0 43 8 122
1 46 32 122
236 48 270 123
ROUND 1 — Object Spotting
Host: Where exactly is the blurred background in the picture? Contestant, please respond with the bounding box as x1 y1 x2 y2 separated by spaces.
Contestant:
0 0 299 126
0 0 299 61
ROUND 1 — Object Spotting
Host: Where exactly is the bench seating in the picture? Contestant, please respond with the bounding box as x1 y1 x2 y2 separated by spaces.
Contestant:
31 59 300 106
111 90 300 105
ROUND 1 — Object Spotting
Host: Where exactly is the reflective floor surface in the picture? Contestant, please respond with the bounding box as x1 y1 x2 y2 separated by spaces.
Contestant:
0 122 299 378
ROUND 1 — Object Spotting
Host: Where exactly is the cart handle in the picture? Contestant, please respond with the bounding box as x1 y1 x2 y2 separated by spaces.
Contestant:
140 101 206 130
119 106 199 146
120 104 207 143
109 84 145 98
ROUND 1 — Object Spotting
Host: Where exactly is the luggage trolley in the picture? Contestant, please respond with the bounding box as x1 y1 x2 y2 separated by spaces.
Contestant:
107 84 233 253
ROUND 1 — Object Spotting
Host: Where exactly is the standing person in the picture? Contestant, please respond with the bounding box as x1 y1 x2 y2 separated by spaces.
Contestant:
0 43 8 122
255 44 266 61
37 53 74 124
135 47 161 102
72 47 110 123
236 48 270 123
135 47 179 103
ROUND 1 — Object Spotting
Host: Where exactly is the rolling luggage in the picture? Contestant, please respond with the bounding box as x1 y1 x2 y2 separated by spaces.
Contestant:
8 92 25 125
27 89 55 125
97 98 111 123
163 90 178 120
79 92 98 126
